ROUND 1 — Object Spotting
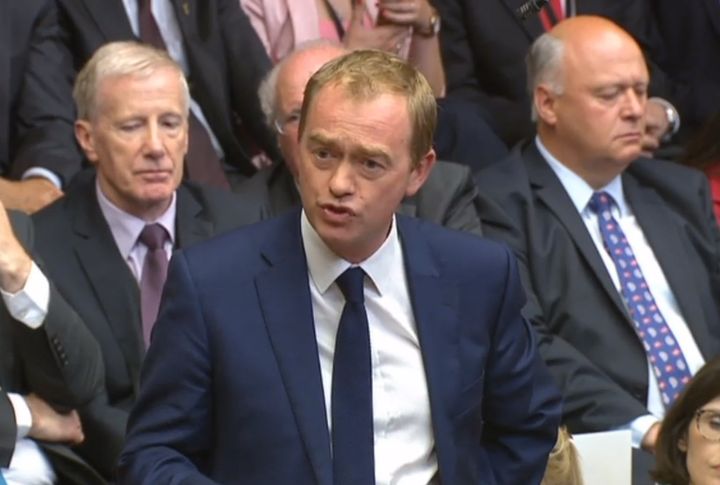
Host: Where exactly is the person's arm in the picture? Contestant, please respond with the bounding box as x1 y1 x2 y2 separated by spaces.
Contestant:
117 252 218 484
8 0 80 201
219 0 282 169
433 0 532 144
238 0 273 59
377 0 445 96
481 247 562 483
0 392 17 467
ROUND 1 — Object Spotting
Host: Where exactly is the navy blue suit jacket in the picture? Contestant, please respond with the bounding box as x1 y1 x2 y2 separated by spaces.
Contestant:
118 211 561 484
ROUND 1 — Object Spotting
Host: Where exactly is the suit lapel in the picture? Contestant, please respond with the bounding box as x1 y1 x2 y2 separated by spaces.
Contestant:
524 145 631 321
501 0 545 41
396 217 460 483
169 0 196 40
255 212 333 485
80 0 135 42
174 185 213 248
623 175 718 358
70 180 144 387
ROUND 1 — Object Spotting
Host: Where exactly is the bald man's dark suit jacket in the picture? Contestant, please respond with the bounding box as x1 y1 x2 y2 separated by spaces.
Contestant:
235 160 489 237
474 142 720 432
0 0 80 183
435 0 693 145
56 0 277 175
0 211 105 484
31 172 260 478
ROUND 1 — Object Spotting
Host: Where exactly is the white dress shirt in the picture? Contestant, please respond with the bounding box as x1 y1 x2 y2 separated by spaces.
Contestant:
96 181 176 282
301 211 438 484
1 264 56 484
121 0 224 158
536 137 706 446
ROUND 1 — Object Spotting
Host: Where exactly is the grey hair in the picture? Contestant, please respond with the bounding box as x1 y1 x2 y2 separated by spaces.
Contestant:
526 33 566 121
257 39 346 131
73 41 190 120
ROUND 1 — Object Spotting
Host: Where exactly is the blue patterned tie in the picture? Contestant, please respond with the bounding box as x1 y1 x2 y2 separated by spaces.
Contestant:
332 267 375 485
0 472 6 484
588 191 692 407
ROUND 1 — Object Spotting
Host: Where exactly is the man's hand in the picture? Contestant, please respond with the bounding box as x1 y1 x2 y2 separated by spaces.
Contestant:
0 202 33 293
25 394 84 445
0 177 63 214
344 1 409 53
641 100 671 158
641 421 660 453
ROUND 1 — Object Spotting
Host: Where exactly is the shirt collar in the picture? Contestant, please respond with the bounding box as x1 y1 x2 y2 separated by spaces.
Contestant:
95 179 177 259
535 136 629 216
300 210 399 297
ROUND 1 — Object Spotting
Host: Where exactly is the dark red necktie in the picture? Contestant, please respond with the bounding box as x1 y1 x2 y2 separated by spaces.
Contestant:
137 0 230 189
539 0 566 31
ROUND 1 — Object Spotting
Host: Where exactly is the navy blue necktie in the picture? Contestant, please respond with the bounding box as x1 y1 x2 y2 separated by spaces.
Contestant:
588 191 692 407
332 267 375 485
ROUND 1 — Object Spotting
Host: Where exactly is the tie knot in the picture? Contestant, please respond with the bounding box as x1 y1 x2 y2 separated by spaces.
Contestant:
139 223 169 250
336 267 365 304
588 191 615 215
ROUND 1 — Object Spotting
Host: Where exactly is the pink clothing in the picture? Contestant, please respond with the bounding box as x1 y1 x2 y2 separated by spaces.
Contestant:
239 0 410 63
705 164 720 225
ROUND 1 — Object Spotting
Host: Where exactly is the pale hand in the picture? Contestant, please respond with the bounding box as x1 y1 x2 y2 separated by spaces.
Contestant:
344 1 409 53
640 100 671 158
0 177 63 214
0 200 32 293
377 0 434 30
25 394 84 445
641 421 660 453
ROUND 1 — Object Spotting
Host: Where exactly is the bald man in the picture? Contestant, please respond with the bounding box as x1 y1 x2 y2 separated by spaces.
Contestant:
237 40 488 236
475 16 720 453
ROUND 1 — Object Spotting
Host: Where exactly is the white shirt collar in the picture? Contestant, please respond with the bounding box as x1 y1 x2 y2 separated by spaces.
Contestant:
535 136 629 216
95 179 177 259
300 210 398 298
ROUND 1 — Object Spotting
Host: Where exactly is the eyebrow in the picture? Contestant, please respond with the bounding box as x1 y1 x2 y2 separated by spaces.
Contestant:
306 132 392 161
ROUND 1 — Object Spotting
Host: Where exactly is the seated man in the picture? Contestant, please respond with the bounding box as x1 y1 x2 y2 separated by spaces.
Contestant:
239 40 486 237
475 16 720 452
435 0 684 149
0 203 105 484
57 0 280 186
1 0 81 213
118 49 561 484
32 42 259 479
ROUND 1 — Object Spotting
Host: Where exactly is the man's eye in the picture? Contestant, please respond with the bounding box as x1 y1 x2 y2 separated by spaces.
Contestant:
598 90 620 101
120 123 141 132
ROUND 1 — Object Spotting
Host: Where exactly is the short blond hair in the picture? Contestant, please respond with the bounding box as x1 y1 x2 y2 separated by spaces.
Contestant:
542 427 584 485
299 49 436 166
73 41 189 120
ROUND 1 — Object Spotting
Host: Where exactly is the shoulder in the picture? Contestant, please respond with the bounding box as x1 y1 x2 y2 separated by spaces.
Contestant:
179 209 299 273
399 215 514 279
627 158 711 202
178 182 264 230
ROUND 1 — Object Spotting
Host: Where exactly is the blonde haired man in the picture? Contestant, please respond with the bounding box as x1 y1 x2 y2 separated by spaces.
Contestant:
119 50 561 484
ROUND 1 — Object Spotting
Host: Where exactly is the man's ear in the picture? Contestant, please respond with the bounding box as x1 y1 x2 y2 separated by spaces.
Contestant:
75 120 99 164
535 84 559 126
405 148 437 198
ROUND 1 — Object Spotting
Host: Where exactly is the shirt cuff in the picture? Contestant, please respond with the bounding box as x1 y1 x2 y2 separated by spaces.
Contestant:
21 168 62 189
625 414 660 449
6 393 32 439
0 262 50 329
